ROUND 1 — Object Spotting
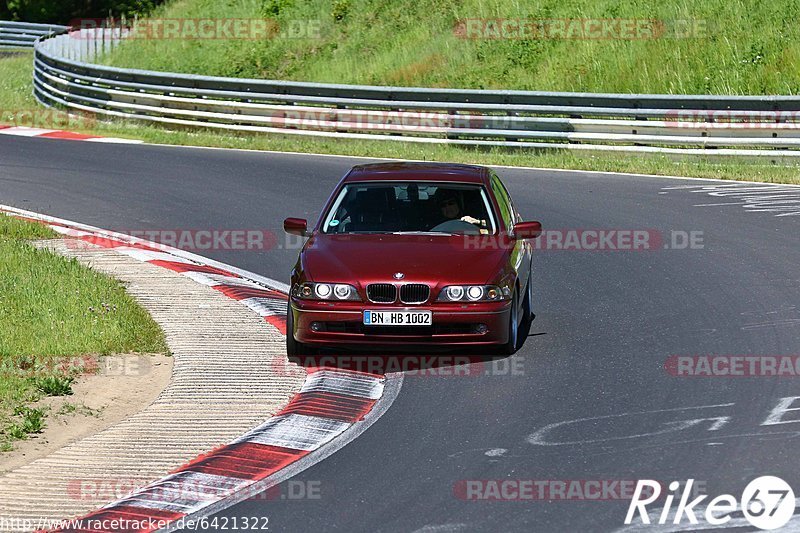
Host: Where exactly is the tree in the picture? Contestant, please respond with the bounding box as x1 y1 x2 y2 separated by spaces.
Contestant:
3 0 164 24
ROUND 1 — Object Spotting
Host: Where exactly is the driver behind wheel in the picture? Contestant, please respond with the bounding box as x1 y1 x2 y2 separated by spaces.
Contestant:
433 189 486 229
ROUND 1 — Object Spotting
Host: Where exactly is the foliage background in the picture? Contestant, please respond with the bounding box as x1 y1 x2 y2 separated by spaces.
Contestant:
0 0 164 24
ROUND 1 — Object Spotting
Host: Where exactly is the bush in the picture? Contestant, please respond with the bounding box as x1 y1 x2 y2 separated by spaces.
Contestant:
4 424 26 440
14 406 46 433
331 0 350 22
261 0 293 18
32 374 74 396
4 0 165 25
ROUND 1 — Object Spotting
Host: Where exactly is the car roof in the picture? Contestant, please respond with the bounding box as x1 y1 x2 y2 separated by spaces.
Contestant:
343 162 490 185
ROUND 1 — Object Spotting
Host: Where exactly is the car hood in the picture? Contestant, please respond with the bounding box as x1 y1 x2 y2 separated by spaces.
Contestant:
301 233 510 285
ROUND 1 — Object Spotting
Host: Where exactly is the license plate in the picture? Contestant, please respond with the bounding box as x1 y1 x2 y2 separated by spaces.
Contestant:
363 310 432 326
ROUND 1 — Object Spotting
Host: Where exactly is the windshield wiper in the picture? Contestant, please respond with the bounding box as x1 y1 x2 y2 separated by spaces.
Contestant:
332 231 395 235
392 231 456 236
330 231 456 236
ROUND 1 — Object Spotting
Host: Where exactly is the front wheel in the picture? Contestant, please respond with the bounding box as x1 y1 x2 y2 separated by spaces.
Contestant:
286 302 315 356
521 272 533 329
500 291 520 355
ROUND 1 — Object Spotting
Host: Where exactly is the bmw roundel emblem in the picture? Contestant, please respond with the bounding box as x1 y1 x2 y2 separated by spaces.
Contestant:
393 272 405 280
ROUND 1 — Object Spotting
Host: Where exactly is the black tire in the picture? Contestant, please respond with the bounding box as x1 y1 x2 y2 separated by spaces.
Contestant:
286 302 315 356
500 291 520 355
521 272 533 330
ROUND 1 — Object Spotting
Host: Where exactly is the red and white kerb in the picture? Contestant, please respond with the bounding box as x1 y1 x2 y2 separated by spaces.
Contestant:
0 125 141 143
0 216 387 533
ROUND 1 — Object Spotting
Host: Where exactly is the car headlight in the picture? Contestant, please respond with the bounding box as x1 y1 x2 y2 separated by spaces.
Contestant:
437 285 507 302
467 286 484 301
445 286 464 301
316 283 332 298
293 282 360 301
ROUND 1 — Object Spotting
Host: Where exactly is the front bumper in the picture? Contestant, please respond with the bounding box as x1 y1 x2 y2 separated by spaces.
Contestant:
291 298 511 348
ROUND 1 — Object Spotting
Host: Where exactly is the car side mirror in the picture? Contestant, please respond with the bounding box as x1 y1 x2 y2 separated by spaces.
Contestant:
284 217 308 236
513 220 542 240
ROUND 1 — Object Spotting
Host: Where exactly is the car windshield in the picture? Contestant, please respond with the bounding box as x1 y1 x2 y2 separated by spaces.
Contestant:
321 182 497 235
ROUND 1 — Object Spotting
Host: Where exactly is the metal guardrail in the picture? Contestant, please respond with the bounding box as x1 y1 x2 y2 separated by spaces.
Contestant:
23 27 800 158
0 21 68 49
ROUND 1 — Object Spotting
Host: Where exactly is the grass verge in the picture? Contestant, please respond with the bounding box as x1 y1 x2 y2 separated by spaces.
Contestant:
0 214 168 451
100 0 800 95
0 52 35 110
2 50 800 185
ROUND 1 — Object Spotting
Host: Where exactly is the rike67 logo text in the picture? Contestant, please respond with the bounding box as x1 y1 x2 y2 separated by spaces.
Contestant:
625 476 795 530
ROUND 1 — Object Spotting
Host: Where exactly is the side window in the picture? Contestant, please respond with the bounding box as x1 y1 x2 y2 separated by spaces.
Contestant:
490 172 514 229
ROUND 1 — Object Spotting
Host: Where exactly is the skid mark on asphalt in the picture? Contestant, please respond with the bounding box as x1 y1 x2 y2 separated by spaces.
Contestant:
661 183 800 217
740 305 800 331
741 318 800 330
410 524 469 533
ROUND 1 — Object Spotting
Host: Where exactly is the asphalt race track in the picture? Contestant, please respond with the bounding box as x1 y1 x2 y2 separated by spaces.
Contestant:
2 136 800 532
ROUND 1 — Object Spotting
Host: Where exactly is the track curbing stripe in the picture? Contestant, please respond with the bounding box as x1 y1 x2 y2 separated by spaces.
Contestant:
0 205 401 533
0 124 141 144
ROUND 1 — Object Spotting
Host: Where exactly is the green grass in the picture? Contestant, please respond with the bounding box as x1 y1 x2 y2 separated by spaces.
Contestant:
101 125 800 184
0 52 35 109
2 50 800 184
0 214 54 240
100 0 800 95
0 215 168 451
57 402 100 417
32 375 74 396
4 18 800 183
13 406 46 434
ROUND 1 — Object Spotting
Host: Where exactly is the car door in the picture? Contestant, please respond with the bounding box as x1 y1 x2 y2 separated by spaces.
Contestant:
489 171 532 296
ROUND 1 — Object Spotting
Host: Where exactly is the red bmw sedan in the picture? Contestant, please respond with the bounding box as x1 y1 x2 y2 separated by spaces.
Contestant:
283 162 542 355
